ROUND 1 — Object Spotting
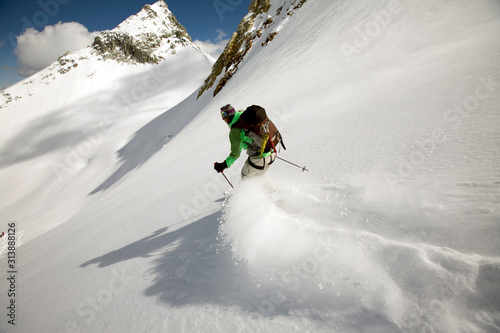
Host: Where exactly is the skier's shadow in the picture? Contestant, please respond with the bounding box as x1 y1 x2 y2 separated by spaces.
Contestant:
79 208 402 329
80 212 220 270
80 212 265 312
80 225 172 268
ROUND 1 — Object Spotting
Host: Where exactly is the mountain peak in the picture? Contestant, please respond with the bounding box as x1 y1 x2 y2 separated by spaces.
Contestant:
0 0 199 106
113 0 190 40
91 1 192 64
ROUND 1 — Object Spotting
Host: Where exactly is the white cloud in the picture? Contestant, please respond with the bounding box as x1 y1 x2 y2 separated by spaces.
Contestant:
194 29 230 60
15 22 99 76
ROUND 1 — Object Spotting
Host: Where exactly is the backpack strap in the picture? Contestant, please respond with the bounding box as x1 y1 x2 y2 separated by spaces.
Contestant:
258 133 269 156
257 119 270 156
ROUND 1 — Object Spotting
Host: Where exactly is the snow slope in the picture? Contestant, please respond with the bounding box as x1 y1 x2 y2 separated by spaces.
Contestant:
0 1 213 243
1 0 500 332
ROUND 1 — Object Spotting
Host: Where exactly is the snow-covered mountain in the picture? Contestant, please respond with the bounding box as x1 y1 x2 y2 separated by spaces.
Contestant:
1 0 500 332
94 0 193 64
0 0 213 243
0 0 206 109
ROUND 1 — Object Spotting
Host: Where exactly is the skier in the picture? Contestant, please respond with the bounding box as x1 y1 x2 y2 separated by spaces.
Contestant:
214 104 282 179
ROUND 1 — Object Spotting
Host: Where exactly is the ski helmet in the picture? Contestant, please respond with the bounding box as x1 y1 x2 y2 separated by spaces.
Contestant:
220 104 236 118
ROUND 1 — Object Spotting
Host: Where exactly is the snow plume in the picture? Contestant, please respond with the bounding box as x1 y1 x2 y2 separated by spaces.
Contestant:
219 176 334 268
218 176 376 317
218 176 500 331
15 22 98 76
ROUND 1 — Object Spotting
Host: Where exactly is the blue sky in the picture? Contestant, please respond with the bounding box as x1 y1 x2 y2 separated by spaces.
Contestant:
0 0 250 89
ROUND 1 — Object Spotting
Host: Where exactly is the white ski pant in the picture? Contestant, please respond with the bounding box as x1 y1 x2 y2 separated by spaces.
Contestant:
241 153 276 179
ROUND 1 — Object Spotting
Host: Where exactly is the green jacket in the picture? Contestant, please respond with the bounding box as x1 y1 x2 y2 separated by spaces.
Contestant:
225 111 273 167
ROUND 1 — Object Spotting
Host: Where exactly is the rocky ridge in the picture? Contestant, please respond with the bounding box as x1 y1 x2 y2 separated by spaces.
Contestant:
91 0 192 64
197 0 307 98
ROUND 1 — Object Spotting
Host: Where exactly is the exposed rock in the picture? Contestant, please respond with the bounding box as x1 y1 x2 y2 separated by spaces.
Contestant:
249 0 272 14
197 0 308 98
92 31 162 64
197 0 271 98
261 31 277 47
91 0 192 65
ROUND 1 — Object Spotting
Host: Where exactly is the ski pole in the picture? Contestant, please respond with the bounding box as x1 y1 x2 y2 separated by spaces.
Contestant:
276 156 309 172
221 170 234 189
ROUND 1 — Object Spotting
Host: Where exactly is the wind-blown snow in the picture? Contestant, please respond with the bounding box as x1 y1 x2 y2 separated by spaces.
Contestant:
1 0 499 332
220 176 499 331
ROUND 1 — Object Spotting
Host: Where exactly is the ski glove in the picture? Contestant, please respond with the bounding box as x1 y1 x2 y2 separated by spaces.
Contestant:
214 161 228 173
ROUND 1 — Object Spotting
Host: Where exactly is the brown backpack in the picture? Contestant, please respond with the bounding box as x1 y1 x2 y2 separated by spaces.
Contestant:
238 105 284 155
